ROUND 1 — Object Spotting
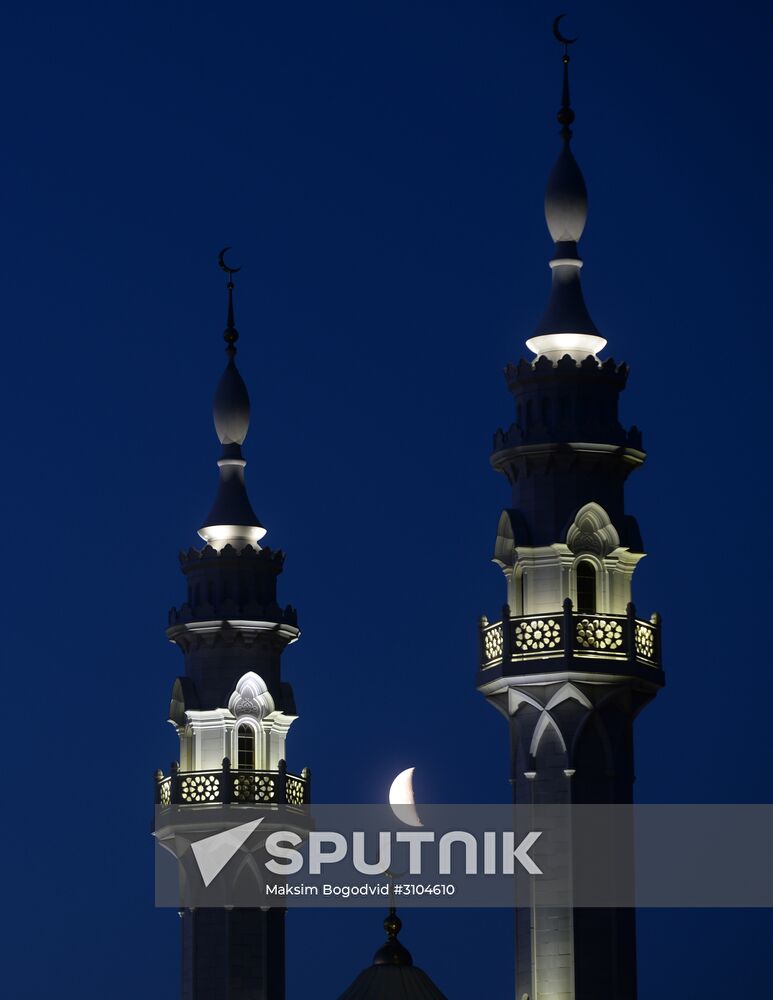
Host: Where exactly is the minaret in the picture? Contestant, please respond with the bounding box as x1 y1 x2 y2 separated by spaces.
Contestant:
156 253 308 1000
477 33 664 1000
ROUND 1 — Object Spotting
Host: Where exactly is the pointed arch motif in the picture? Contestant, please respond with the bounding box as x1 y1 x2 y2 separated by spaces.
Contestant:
237 721 257 769
529 711 567 758
566 502 620 557
546 682 592 711
508 688 544 716
228 671 275 721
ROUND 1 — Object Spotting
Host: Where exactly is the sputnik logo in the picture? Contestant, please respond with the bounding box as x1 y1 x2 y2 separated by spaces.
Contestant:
191 818 264 887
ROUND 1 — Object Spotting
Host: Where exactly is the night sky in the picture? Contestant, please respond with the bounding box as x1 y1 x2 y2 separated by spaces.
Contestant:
4 1 772 996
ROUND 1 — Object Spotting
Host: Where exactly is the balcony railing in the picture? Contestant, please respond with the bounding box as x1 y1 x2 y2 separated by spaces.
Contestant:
479 599 660 672
155 758 311 807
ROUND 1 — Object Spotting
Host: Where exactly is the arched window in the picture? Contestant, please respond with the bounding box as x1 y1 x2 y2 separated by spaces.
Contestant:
576 561 597 614
237 724 255 770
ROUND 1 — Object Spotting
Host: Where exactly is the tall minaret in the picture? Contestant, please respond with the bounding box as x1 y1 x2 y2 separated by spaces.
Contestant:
477 32 664 1000
156 253 308 1000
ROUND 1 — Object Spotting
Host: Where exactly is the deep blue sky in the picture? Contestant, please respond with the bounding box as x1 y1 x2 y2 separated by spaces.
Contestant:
3 1 772 996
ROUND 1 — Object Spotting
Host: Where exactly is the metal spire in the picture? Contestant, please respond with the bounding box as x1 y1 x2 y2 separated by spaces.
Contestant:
218 246 241 357
552 14 578 141
525 16 606 360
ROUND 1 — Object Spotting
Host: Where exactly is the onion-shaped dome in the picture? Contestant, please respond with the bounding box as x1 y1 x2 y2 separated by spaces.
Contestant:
213 357 250 445
198 270 266 549
545 142 588 243
525 48 606 362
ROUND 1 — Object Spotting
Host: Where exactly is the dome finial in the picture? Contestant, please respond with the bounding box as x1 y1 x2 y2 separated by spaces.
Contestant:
525 19 606 362
372 906 413 967
553 15 578 140
218 247 241 357
199 249 266 550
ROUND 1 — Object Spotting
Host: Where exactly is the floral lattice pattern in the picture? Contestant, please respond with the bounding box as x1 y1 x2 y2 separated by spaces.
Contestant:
286 778 305 806
635 623 655 660
158 779 171 807
232 774 253 803
575 617 623 651
514 618 561 652
180 774 220 803
232 774 276 803
483 625 504 662
255 776 275 801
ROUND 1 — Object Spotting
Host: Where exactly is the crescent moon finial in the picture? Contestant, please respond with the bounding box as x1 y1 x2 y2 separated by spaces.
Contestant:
552 13 578 50
218 246 242 277
217 247 241 354
552 15 578 140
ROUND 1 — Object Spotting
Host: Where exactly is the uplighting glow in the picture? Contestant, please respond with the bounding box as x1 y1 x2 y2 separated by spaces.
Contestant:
198 523 267 549
525 332 607 361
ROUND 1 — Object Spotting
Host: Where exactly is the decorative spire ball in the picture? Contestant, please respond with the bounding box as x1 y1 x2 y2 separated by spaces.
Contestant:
372 908 413 967
221 246 240 357
525 17 607 362
212 249 250 448
554 13 577 138
198 249 266 550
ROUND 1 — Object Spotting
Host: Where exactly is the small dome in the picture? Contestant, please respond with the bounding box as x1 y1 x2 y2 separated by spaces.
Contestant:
337 964 448 1000
213 357 250 445
336 911 447 1000
544 143 588 243
373 911 413 967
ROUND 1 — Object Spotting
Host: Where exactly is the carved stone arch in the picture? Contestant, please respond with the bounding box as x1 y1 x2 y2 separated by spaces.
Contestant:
228 671 275 721
508 688 544 716
565 502 620 557
233 850 268 888
546 682 592 711
508 696 544 776
529 711 567 760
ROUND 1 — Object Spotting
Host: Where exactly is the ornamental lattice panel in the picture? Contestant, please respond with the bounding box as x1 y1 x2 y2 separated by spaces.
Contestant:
483 624 504 662
180 773 220 803
232 773 276 803
575 617 624 651
634 622 655 660
513 617 561 652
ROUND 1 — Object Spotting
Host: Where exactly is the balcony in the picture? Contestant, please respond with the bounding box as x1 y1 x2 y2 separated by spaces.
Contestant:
155 758 310 807
479 599 661 675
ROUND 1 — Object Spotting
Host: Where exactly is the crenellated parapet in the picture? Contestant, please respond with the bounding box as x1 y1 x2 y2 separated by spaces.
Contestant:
493 354 641 452
493 420 642 453
505 353 628 384
169 543 297 630
491 351 646 543
178 543 286 569
168 601 298 629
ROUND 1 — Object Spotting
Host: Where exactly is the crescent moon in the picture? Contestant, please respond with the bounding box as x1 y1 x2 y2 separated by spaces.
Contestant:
552 14 578 46
389 767 423 828
218 246 242 275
